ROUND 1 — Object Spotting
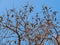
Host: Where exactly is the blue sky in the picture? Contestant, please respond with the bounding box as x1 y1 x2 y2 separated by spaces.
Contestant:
0 0 60 18
0 0 60 15
0 0 60 20
0 0 60 45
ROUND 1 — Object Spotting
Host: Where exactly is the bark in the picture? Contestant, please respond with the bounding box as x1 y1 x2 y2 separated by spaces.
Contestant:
56 38 60 45
29 41 31 45
28 38 31 45
18 36 21 45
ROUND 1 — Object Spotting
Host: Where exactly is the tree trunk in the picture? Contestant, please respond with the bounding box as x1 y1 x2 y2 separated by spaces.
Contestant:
56 37 60 45
28 38 31 45
18 36 20 45
29 42 31 45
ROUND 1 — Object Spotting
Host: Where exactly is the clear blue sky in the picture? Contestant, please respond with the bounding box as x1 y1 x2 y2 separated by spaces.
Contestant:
0 0 60 45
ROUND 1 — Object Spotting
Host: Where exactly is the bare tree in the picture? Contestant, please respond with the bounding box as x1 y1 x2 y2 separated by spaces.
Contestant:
22 5 60 45
0 4 60 45
0 4 34 45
